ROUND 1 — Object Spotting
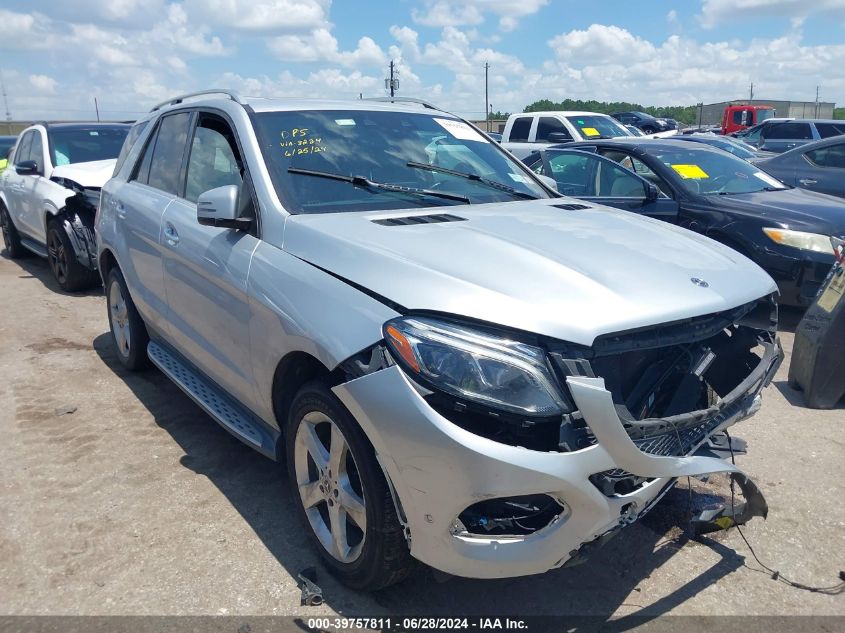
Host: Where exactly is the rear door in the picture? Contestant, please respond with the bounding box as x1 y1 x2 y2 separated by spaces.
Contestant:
159 110 260 407
110 111 192 333
3 131 33 232
799 142 845 198
529 149 679 222
18 128 50 242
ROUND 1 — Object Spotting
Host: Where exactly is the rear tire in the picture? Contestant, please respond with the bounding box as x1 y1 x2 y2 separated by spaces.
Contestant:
46 221 99 292
285 380 413 590
0 204 26 259
106 267 150 371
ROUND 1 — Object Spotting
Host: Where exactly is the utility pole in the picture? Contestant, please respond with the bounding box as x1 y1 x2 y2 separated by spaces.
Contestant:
385 60 399 98
749 82 754 102
94 97 100 122
0 71 11 123
815 85 820 118
484 62 490 132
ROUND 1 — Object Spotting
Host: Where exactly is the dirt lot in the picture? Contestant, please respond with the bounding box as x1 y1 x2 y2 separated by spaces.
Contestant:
0 252 843 620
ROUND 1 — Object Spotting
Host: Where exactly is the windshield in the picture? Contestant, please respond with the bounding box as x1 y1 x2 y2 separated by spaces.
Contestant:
253 110 550 214
757 109 776 122
565 115 631 139
49 127 129 165
692 136 756 160
652 148 788 195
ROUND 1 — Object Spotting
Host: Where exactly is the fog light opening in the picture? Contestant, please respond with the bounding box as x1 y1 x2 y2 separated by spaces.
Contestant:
456 494 565 537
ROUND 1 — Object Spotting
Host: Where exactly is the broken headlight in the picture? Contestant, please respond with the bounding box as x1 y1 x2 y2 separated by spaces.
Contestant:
383 316 569 417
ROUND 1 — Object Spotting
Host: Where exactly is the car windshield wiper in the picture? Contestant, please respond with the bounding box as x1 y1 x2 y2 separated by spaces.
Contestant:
405 161 539 200
287 168 470 204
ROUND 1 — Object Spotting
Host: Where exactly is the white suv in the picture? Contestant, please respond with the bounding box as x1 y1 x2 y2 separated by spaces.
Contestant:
0 122 129 290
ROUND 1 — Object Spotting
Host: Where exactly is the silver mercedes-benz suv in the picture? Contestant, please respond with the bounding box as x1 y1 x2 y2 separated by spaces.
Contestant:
97 90 783 590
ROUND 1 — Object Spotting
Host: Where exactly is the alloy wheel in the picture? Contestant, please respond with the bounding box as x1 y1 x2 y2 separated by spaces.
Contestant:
294 411 367 564
47 231 68 285
109 280 131 358
1 210 10 249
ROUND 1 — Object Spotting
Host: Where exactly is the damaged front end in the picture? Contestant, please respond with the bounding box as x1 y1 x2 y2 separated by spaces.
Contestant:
51 176 100 271
332 294 783 578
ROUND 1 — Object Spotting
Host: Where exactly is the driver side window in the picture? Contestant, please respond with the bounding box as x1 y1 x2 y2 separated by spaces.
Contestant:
601 150 672 197
185 115 243 203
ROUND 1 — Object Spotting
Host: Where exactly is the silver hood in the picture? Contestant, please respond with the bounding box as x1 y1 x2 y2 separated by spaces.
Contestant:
283 199 777 346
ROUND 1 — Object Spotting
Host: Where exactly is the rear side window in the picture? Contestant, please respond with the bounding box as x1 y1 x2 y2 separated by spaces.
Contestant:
766 122 813 140
806 144 845 169
815 123 845 139
134 112 192 195
509 117 532 142
114 121 149 176
536 117 572 142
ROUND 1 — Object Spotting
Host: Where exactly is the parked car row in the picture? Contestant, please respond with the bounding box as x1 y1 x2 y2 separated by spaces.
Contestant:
731 118 845 153
2 92 838 592
522 138 845 305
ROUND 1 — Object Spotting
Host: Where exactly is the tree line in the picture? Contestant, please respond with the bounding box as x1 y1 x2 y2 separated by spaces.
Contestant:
489 101 845 122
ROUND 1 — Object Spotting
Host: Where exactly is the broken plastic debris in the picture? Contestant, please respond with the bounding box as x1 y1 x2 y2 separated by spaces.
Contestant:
298 567 324 606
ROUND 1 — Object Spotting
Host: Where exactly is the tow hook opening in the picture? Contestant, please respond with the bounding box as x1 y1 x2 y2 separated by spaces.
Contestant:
454 494 566 537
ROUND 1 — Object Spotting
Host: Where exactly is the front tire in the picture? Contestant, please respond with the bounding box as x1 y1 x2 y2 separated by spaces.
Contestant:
0 204 26 259
46 221 98 292
285 381 412 590
106 268 150 371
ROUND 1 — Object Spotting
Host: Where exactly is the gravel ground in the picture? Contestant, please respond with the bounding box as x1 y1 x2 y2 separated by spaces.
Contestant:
0 252 842 621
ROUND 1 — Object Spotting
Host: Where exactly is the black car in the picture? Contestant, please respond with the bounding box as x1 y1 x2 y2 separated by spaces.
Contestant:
611 111 676 134
754 135 845 199
671 134 774 161
523 139 845 305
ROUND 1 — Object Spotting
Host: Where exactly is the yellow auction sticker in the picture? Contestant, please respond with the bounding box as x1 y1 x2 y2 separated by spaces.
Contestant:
582 127 600 136
672 164 709 179
818 267 844 313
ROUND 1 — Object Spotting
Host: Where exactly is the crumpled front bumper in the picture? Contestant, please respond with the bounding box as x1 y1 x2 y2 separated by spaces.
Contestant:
332 339 783 579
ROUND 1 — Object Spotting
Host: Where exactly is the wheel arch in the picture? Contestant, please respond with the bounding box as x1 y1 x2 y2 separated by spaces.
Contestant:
271 351 336 438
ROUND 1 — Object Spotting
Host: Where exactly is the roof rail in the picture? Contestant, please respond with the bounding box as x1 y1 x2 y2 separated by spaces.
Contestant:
364 96 444 111
150 89 244 112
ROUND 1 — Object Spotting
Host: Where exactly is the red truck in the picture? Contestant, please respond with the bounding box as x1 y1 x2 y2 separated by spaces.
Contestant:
720 104 776 135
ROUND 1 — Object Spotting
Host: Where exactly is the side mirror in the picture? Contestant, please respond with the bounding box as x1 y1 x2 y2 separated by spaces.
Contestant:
197 184 250 230
16 160 39 176
536 174 558 191
546 132 571 143
645 182 659 201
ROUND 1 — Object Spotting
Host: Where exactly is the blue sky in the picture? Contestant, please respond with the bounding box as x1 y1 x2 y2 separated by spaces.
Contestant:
1 0 844 120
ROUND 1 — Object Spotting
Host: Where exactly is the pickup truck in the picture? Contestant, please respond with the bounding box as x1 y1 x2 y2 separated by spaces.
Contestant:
500 111 631 159
0 122 129 290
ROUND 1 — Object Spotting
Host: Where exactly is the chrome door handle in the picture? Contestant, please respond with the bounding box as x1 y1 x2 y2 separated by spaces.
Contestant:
164 223 180 245
799 179 817 186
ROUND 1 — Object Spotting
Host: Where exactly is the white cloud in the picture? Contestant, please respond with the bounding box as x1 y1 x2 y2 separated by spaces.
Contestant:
0 10 56 50
698 0 845 28
184 0 330 32
412 0 548 31
268 29 386 67
542 24 845 107
29 74 57 94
